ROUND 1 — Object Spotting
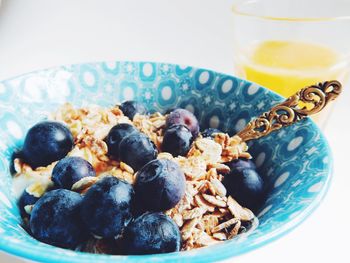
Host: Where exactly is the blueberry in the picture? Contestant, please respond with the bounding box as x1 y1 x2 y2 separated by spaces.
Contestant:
119 132 158 171
223 168 264 209
166 108 199 138
164 107 179 115
52 156 96 190
162 125 193 157
135 159 185 212
201 128 222 139
22 121 74 169
80 176 135 239
19 189 40 218
29 189 87 249
123 212 181 255
225 158 256 172
83 237 118 254
119 101 147 120
105 123 138 158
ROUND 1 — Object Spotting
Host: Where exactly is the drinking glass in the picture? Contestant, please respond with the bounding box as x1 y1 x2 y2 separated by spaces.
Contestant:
232 0 350 127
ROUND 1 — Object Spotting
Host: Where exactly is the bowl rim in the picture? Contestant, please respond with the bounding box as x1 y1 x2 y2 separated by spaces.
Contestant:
0 61 333 262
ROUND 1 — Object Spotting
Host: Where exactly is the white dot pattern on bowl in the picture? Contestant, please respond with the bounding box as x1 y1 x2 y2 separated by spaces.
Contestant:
274 172 290 188
308 181 324 193
247 84 259 95
287 136 303 151
221 79 233 93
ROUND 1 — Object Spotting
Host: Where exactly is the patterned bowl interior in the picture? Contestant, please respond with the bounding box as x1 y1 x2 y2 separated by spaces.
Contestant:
0 62 332 262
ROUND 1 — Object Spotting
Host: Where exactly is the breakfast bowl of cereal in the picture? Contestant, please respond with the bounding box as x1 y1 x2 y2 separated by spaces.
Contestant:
0 61 335 262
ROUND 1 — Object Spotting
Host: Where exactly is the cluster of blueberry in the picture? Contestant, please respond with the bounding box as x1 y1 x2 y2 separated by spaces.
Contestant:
16 101 264 255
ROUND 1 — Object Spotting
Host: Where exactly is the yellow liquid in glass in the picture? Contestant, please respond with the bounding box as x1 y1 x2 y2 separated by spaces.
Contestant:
238 40 344 98
236 40 349 126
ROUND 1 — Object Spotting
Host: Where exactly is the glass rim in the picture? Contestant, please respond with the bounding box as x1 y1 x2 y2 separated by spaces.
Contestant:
232 0 350 22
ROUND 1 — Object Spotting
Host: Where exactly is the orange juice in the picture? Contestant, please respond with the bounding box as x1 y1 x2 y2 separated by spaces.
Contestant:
235 40 349 125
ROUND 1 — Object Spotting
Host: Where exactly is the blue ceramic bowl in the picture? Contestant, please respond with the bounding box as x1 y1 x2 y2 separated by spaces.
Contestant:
0 62 332 262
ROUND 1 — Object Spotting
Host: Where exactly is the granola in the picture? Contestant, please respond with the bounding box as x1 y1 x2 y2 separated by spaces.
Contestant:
13 103 258 252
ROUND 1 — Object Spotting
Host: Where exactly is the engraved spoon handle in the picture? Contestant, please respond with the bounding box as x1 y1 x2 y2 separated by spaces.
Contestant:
237 80 342 142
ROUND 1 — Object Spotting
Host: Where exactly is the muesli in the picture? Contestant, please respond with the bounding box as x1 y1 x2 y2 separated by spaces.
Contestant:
13 101 263 254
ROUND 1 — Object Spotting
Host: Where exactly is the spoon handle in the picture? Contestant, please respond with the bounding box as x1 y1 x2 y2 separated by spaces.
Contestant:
237 80 342 142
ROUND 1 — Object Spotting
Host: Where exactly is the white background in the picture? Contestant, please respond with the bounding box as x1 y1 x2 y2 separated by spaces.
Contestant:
0 1 349 262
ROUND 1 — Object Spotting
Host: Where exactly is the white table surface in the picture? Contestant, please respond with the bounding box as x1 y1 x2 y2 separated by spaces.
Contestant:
0 1 349 262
